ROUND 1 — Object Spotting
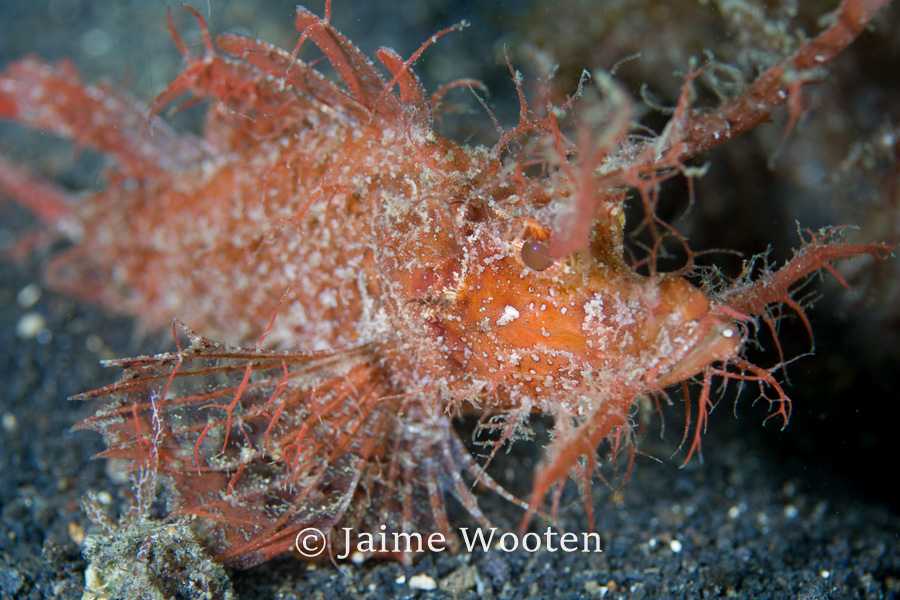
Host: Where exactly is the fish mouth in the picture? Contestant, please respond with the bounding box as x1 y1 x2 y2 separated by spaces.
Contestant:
657 317 744 388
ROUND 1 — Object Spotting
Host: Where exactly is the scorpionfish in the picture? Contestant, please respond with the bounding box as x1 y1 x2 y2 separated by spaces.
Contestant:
0 1 891 567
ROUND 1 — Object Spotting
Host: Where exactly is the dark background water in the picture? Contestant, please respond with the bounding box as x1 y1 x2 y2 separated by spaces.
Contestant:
1 1 898 598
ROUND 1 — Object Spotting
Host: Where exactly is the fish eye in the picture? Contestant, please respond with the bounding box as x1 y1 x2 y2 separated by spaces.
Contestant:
521 240 555 272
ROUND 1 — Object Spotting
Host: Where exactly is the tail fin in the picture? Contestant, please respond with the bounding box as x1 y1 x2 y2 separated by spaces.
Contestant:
0 57 203 176
0 154 71 226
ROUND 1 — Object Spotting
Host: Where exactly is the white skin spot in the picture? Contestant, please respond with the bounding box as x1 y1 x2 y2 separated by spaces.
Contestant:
496 305 520 327
722 327 735 338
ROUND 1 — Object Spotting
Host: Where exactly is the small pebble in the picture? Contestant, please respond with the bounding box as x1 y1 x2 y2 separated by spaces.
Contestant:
2 412 17 433
68 521 85 545
16 283 41 308
16 312 46 339
409 574 437 591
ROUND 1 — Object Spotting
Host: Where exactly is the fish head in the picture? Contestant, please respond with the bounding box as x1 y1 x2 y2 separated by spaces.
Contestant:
375 145 743 410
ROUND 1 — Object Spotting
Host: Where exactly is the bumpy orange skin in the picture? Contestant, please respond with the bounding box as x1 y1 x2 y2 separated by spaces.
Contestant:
378 176 742 413
0 1 891 568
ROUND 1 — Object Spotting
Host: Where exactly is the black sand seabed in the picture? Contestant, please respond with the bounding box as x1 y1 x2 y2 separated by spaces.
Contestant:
1 1 898 598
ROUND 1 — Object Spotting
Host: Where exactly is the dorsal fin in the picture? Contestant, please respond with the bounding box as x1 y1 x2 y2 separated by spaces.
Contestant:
215 32 366 118
294 6 398 114
376 47 432 130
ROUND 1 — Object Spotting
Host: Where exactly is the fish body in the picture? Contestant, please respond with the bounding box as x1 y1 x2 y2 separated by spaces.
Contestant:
0 2 890 568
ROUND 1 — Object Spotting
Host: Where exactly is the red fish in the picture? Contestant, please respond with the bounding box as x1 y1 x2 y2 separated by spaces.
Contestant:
0 0 891 567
